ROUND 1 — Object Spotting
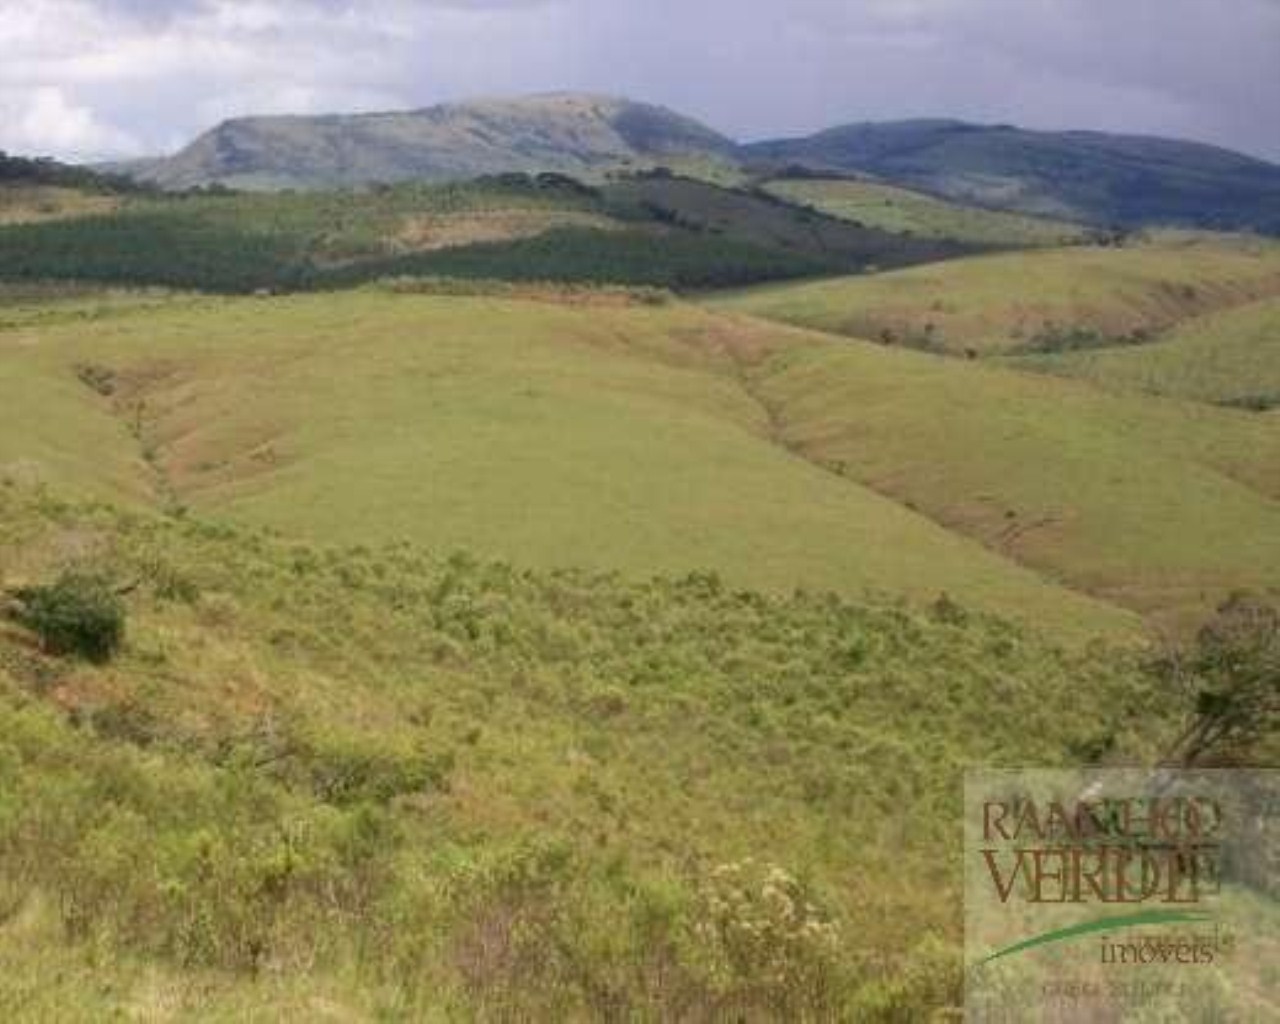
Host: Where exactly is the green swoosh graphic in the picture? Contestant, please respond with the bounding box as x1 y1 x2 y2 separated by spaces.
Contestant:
978 909 1212 966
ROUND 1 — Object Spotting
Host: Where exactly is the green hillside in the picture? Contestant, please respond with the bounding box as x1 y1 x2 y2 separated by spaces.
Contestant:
0 481 1179 1020
0 289 1131 642
712 233 1280 354
762 176 1088 247
1 255 1276 1019
1013 296 1280 409
734 330 1280 632
601 173 970 266
0 174 974 294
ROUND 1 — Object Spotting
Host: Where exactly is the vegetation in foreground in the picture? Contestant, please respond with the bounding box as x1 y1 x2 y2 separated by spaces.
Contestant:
0 483 1185 1020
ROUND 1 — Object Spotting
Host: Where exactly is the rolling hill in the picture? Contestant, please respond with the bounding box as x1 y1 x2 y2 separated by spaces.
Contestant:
730 327 1280 633
0 288 1132 642
121 94 738 191
0 172 975 294
743 119 1280 233
711 233 1280 355
762 175 1089 247
1011 295 1280 410
1 252 1276 1017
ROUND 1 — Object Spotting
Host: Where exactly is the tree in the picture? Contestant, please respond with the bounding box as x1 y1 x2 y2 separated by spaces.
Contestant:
1154 593 1279 767
7 571 127 663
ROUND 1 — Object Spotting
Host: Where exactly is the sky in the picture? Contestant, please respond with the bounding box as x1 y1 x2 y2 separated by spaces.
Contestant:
1 0 1277 164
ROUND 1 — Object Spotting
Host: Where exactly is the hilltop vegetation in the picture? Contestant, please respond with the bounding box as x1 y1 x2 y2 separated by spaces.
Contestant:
0 173 977 294
601 173 972 265
1012 296 1280 410
0 482 1176 1020
0 151 142 195
744 119 1280 233
0 150 144 226
763 175 1089 247
714 233 1280 354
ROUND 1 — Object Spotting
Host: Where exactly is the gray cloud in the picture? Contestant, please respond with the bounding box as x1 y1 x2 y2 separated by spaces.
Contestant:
1 0 1276 163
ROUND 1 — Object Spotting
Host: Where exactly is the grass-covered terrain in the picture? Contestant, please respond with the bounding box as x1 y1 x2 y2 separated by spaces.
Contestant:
0 483 1177 1020
0 289 1131 642
735 333 1280 633
1 168 1276 1018
762 176 1088 247
0 172 975 294
713 233 1280 354
1012 295 1280 410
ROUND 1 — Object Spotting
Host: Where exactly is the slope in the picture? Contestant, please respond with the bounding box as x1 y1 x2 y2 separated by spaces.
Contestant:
711 233 1280 355
0 174 969 294
762 175 1089 247
732 326 1280 632
0 482 1183 1019
743 119 1280 232
130 93 738 191
0 288 1135 642
1011 296 1280 410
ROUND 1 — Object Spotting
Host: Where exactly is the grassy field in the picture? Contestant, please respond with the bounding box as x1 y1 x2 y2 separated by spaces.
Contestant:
711 233 1280 354
6 280 1277 634
739 330 1280 632
0 289 1132 642
0 483 1179 1020
1012 295 1280 409
762 177 1088 247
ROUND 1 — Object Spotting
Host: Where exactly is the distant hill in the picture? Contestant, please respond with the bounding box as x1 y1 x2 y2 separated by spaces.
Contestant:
124 94 737 191
2 150 142 194
91 101 1280 233
743 120 1280 233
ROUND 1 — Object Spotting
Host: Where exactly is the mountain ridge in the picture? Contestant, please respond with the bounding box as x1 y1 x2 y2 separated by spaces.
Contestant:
744 119 1280 231
123 93 738 191
98 93 1280 233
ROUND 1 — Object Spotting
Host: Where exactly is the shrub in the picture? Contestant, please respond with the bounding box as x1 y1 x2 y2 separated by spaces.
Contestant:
11 571 126 662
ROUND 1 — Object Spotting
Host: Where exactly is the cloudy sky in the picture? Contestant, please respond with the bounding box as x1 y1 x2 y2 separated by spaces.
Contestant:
2 0 1277 163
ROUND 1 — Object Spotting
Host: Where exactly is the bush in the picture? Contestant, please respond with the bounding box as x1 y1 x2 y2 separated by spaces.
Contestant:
11 571 126 662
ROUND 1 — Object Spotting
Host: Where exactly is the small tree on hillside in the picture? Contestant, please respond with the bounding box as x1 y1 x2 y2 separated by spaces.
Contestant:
1153 592 1279 767
7 571 127 663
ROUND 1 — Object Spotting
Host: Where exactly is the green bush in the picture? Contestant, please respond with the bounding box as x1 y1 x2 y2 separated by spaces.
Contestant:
12 571 126 662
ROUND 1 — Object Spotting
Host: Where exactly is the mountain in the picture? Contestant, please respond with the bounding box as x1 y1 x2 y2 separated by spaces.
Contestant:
101 100 1280 233
128 93 737 190
742 119 1280 233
